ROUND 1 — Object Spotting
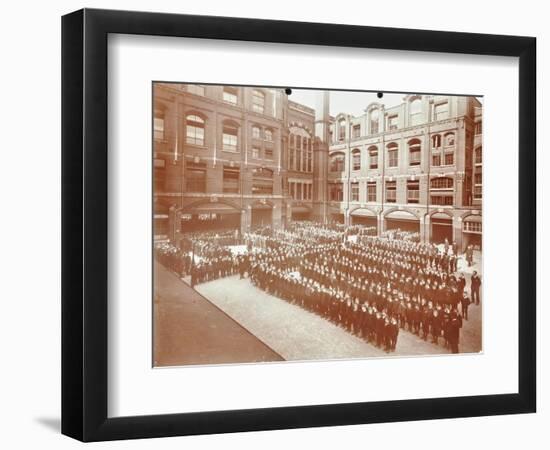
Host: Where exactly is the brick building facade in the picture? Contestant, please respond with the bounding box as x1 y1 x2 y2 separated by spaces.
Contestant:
153 84 482 250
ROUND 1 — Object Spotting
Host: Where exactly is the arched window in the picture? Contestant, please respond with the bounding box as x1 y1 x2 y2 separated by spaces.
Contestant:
222 120 239 152
289 135 295 169
387 142 399 168
306 137 313 172
338 118 346 141
409 98 422 126
289 127 313 173
185 114 205 145
352 148 361 171
223 86 238 105
264 129 273 142
408 138 421 166
368 145 378 169
252 89 265 114
370 109 379 134
330 152 345 172
295 135 302 171
444 132 455 147
475 146 482 164
430 177 454 189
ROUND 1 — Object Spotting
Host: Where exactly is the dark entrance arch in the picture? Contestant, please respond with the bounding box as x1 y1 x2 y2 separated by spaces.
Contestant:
430 212 453 244
251 203 273 228
350 208 378 231
180 201 241 233
291 205 312 221
384 209 420 233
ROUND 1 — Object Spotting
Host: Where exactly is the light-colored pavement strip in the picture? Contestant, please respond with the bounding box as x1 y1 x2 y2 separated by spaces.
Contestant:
197 276 482 362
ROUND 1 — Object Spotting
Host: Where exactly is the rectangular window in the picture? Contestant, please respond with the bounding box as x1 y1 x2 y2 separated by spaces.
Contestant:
307 183 312 200
370 120 379 134
330 154 345 172
388 115 399 131
444 152 454 165
223 87 238 105
186 120 205 146
388 149 398 168
252 182 273 195
338 122 346 141
265 147 274 160
352 124 361 138
252 168 273 195
154 116 164 140
329 183 344 202
296 183 302 200
307 148 313 173
352 152 361 171
369 150 378 169
252 126 261 139
264 129 273 141
474 172 482 185
474 185 482 199
367 182 376 202
222 167 240 193
289 182 295 199
475 122 482 135
407 180 420 204
252 90 265 114
434 102 449 121
464 221 482 233
185 163 207 193
409 148 421 166
351 182 359 202
154 158 166 192
432 154 441 166
222 124 238 152
385 181 396 203
187 84 205 96
431 195 454 206
475 148 483 164
251 146 260 159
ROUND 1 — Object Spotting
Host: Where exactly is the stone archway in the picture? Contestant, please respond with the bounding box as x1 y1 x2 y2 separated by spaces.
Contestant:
349 207 378 230
250 200 274 229
429 210 454 244
383 208 420 235
179 199 242 233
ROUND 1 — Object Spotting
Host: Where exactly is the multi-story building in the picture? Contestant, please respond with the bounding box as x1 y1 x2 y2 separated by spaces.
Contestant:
153 83 289 240
154 85 482 250
323 94 482 250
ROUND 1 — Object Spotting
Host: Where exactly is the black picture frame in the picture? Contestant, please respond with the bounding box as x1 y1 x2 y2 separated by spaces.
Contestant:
62 8 536 442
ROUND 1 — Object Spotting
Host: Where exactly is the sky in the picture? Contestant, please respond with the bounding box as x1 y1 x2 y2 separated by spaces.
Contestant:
288 89 483 117
288 89 406 117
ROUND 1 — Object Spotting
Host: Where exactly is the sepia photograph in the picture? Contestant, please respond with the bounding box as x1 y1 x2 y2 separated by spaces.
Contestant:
152 83 483 367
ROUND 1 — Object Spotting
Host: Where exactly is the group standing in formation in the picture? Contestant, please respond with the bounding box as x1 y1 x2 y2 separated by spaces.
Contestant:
154 221 481 354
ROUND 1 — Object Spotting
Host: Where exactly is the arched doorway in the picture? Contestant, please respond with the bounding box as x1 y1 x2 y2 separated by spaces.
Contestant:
384 209 420 234
251 202 273 228
462 215 482 250
291 205 312 221
350 208 378 231
430 212 453 244
180 201 241 233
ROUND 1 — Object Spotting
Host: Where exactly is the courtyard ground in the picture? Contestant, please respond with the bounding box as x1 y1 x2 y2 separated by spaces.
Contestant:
155 252 482 366
154 261 283 367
